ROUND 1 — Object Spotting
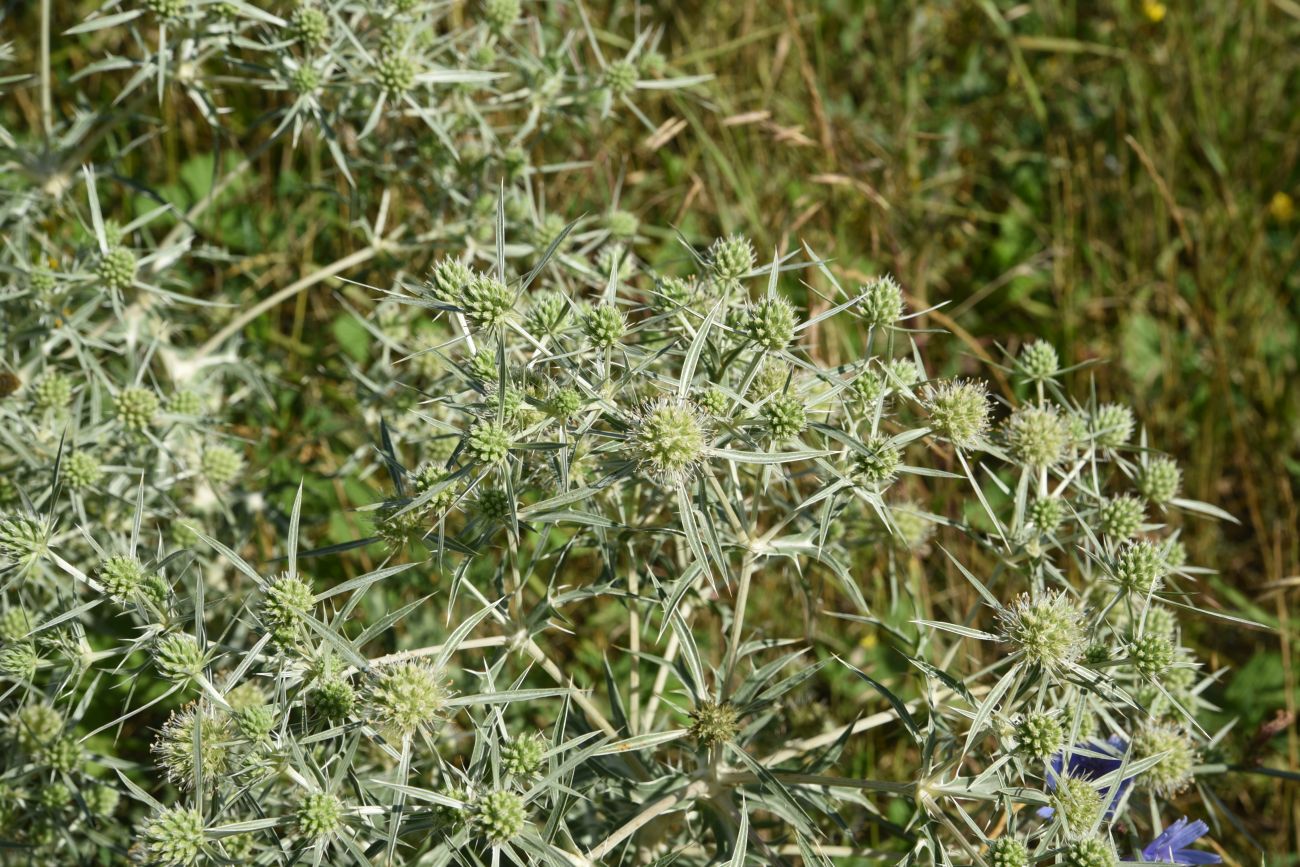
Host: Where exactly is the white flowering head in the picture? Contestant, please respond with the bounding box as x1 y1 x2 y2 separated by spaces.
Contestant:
630 400 708 482
998 591 1086 670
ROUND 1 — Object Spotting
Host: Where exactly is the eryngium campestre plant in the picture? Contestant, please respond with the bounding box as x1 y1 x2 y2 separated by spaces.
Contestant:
0 3 1254 864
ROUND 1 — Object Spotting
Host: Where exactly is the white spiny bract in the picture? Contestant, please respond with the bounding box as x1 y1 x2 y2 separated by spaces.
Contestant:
0 4 1240 866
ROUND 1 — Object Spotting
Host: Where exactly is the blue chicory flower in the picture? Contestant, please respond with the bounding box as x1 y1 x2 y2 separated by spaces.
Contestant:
1139 817 1222 865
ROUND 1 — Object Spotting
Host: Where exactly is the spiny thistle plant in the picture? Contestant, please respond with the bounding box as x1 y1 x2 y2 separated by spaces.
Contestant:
0 2 1271 865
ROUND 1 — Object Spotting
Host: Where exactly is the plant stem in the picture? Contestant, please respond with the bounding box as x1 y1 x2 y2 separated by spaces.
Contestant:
585 778 711 861
39 0 52 138
720 552 756 699
197 236 401 358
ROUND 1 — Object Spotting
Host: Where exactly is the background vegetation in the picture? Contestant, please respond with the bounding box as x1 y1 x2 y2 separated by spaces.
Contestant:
3 0 1298 861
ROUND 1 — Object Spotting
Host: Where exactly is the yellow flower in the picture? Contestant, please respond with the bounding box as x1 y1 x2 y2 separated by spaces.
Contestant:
1142 1 1167 22
1269 191 1295 223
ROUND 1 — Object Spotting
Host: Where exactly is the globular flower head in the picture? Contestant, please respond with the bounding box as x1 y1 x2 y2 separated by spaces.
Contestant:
1130 632 1176 678
688 700 740 747
887 357 922 388
858 276 904 328
596 243 635 281
1062 836 1118 867
262 575 315 646
39 780 71 809
631 400 707 482
605 209 639 240
998 591 1086 670
465 420 512 465
1003 405 1070 468
0 607 32 642
749 360 789 398
115 386 159 431
547 386 584 420
201 445 244 488
64 450 103 491
603 59 639 97
461 274 514 330
761 394 807 441
155 633 208 686
639 50 666 76
311 676 356 721
433 782 475 830
879 502 936 553
152 703 233 789
0 512 52 567
653 275 698 311
12 702 63 753
367 661 452 737
706 234 755 289
1028 496 1065 533
412 459 454 496
743 297 797 351
0 642 39 680
297 791 345 838
1091 403 1135 449
987 837 1029 867
850 369 886 406
86 784 120 818
289 5 331 49
851 435 902 490
475 487 513 522
429 258 473 304
377 502 424 551
141 807 206 865
924 379 990 449
475 789 526 843
1137 456 1182 504
1098 494 1145 539
1132 723 1197 797
1018 340 1060 383
581 303 627 348
525 290 568 335
1016 711 1065 758
1161 537 1188 571
168 389 204 417
96 245 137 292
501 731 548 778
144 0 185 21
1141 605 1180 643
531 213 567 252
97 554 150 602
467 350 499 384
482 0 521 32
290 64 321 95
1111 540 1168 596
1051 775 1106 835
32 371 73 412
693 386 728 418
225 680 269 712
375 53 417 96
44 733 85 772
